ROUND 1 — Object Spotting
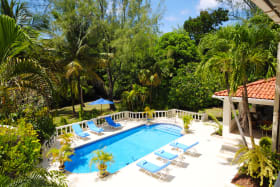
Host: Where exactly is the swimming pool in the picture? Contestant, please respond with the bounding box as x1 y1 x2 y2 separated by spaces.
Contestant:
65 123 182 173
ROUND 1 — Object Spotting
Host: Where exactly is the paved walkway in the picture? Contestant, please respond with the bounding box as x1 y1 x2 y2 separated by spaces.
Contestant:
46 118 240 187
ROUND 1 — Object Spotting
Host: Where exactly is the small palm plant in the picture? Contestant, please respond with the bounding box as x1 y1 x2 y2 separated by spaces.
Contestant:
90 149 114 178
144 106 155 122
46 133 74 172
47 144 74 172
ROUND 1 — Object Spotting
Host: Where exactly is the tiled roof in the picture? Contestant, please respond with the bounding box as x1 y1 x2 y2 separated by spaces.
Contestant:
214 77 276 100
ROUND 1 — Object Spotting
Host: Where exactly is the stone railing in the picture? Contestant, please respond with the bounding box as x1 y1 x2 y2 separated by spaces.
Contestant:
43 109 206 149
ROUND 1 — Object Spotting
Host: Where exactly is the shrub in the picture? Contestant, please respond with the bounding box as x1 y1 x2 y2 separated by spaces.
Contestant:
0 119 41 178
182 115 193 133
24 106 56 143
260 137 272 150
233 144 280 187
60 117 68 126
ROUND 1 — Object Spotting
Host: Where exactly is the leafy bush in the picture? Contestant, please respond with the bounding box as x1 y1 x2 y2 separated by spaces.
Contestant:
168 63 222 111
233 144 280 187
24 106 56 143
207 112 223 136
260 137 272 150
0 119 41 178
60 117 68 126
182 115 193 133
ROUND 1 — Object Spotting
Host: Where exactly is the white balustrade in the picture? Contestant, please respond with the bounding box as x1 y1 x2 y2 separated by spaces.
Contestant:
42 109 205 149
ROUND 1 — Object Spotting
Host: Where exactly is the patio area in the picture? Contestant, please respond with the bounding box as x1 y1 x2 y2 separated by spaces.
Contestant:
43 116 249 187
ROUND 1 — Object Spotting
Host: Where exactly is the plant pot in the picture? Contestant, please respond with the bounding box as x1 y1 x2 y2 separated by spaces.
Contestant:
98 164 108 178
59 162 65 172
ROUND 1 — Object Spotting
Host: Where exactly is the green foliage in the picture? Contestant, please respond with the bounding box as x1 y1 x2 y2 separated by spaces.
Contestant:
122 84 149 111
0 168 67 187
0 119 41 179
233 145 280 187
23 106 56 142
46 133 74 170
184 8 229 44
207 112 223 136
259 137 272 150
144 106 155 120
60 117 68 126
182 115 193 133
168 63 221 110
155 30 198 78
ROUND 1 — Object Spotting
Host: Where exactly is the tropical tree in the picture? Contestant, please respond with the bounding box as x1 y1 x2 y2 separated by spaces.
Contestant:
0 15 53 108
122 84 148 111
184 8 229 44
0 0 30 25
230 23 277 147
198 26 248 147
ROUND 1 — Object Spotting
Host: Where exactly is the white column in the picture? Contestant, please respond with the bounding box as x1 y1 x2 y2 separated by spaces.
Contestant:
223 97 232 136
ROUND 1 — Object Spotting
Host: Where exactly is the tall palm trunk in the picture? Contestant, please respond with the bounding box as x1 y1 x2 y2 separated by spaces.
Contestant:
69 78 75 114
107 64 116 110
77 76 84 112
242 81 255 148
225 73 248 147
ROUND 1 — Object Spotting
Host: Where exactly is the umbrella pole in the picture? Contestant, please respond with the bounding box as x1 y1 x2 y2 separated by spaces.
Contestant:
101 105 102 113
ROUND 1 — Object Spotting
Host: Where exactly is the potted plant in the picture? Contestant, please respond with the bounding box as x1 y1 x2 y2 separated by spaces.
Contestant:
90 149 114 178
46 133 74 172
144 106 155 124
46 144 74 172
182 115 193 133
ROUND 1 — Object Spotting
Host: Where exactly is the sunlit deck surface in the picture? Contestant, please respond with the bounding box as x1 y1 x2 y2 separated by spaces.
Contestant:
45 118 243 187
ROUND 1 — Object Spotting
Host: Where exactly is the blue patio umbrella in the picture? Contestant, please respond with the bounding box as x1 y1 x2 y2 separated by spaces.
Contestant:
88 98 114 112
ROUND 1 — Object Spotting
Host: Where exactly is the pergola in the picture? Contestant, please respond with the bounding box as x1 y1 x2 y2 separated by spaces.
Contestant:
252 0 280 152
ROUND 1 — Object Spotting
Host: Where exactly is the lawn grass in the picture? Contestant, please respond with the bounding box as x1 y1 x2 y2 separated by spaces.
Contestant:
52 101 121 126
204 107 223 119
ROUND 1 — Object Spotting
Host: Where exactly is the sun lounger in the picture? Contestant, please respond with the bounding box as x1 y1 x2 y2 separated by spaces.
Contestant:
86 120 104 134
105 116 122 128
154 149 178 160
136 160 171 179
170 141 199 152
72 124 90 138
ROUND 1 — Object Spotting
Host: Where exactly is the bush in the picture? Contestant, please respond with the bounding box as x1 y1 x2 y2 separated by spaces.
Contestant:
0 119 41 179
260 137 272 150
24 106 56 143
182 115 193 133
233 144 280 187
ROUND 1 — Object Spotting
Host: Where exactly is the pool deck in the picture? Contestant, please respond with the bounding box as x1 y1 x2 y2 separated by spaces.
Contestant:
44 118 243 187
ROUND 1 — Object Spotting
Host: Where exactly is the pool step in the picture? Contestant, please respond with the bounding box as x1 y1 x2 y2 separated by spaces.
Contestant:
153 126 182 136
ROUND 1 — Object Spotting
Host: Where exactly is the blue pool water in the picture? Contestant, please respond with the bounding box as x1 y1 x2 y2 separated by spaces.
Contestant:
65 123 182 173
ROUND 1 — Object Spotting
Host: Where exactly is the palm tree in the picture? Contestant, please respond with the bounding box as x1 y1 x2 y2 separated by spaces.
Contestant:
65 60 84 114
198 26 248 147
230 23 276 147
0 0 30 25
0 15 53 106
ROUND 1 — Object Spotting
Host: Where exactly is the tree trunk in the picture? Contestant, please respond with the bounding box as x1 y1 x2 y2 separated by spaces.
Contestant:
70 78 76 114
225 73 248 147
77 76 84 112
242 82 255 148
107 63 116 110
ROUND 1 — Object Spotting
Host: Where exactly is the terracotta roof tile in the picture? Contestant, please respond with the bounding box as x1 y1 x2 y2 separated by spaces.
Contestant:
214 77 276 100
